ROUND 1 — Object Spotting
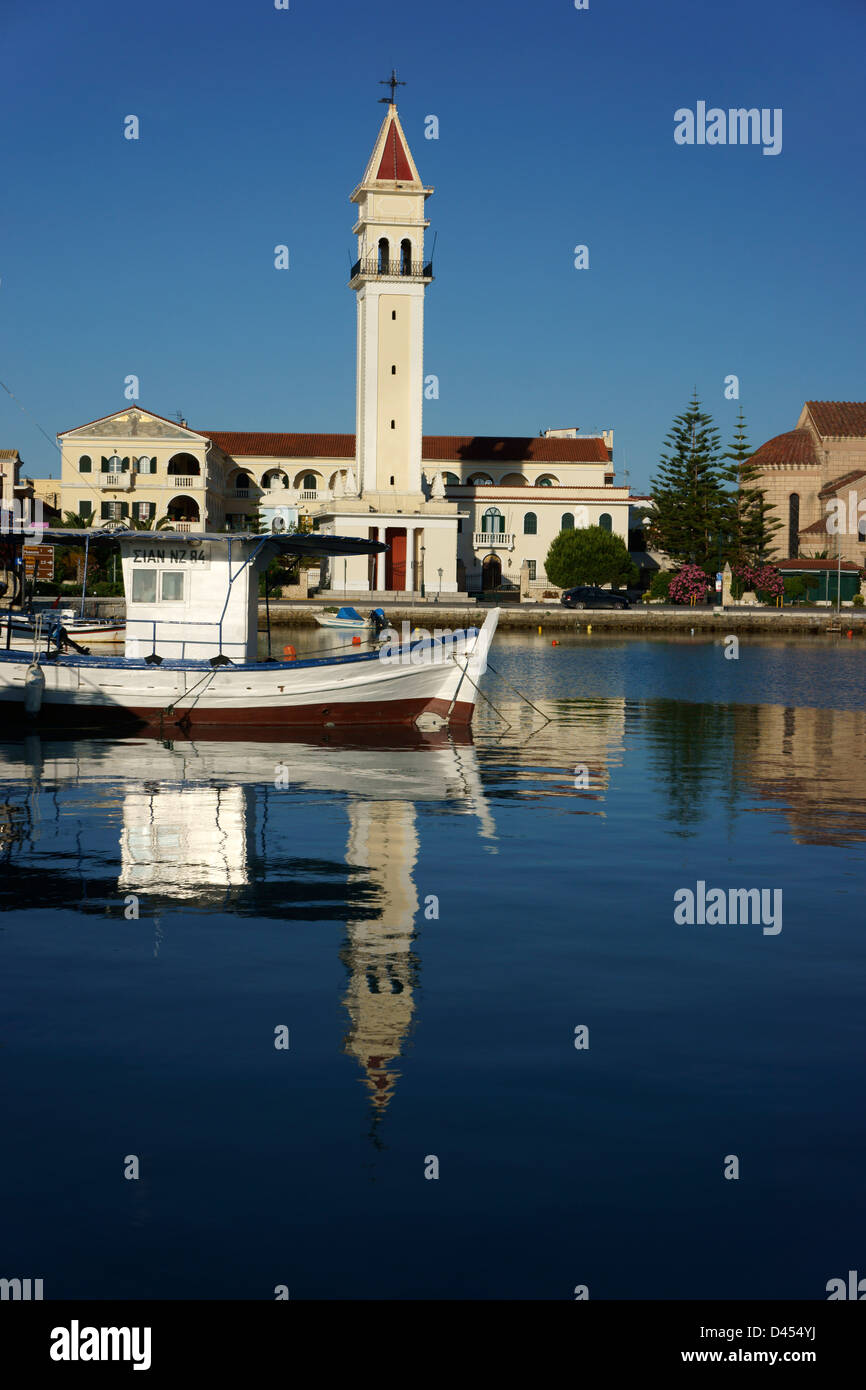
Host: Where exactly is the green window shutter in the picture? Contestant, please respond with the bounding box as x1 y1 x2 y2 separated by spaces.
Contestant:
101 457 110 472
122 457 131 471
101 501 111 519
79 456 92 473
121 502 129 518
80 500 92 517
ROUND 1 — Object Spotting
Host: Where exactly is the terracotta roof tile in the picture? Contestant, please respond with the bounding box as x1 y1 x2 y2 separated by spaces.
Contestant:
201 432 611 463
747 429 819 468
204 432 355 458
806 401 866 437
818 469 866 498
778 558 860 571
421 435 610 463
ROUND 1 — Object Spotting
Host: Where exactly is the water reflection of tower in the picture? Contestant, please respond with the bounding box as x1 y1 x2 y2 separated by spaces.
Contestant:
339 799 420 1139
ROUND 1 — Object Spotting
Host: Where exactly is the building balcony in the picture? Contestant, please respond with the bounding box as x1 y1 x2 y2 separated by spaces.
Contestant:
349 257 433 284
104 474 133 490
474 531 515 550
300 489 320 501
168 475 200 488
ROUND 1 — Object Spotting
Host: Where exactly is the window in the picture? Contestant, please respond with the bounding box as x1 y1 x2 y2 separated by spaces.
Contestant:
391 365 396 375
302 473 317 491
561 512 574 530
537 476 553 487
378 237 390 273
135 455 156 474
400 238 412 275
392 310 396 320
788 493 800 556
599 512 612 532
482 506 505 534
103 455 124 474
132 570 157 603
859 517 866 542
444 472 459 486
527 560 536 581
469 473 494 486
524 512 537 535
161 571 184 601
457 519 463 533
79 454 92 473
79 500 92 518
100 501 124 521
391 419 395 429
136 502 154 522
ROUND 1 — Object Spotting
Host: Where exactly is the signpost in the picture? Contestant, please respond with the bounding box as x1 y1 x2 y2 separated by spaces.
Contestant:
22 545 54 580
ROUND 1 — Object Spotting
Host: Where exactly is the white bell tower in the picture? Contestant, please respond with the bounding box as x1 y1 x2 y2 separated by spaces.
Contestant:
349 77 433 501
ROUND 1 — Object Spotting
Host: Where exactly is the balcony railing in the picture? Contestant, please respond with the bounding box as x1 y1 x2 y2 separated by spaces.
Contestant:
168 475 199 488
350 257 433 282
104 474 133 490
300 489 319 501
234 488 250 498
474 531 515 550
172 520 195 532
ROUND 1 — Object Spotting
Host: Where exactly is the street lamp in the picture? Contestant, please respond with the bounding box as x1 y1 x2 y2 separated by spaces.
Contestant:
420 542 426 599
437 566 443 602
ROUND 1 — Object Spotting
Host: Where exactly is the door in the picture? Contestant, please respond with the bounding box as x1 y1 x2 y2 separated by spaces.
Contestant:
385 528 406 590
482 554 501 591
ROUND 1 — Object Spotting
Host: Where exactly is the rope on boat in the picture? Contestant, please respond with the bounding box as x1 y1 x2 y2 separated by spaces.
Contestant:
161 667 218 719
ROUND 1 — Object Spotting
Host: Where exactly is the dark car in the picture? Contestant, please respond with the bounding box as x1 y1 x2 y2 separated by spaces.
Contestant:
560 585 630 610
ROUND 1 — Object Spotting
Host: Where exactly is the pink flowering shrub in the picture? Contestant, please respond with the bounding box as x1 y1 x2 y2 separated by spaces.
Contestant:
732 563 783 601
668 564 712 604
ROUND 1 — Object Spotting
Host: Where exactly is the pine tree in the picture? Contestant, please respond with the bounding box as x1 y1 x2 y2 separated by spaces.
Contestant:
721 410 782 562
649 395 728 570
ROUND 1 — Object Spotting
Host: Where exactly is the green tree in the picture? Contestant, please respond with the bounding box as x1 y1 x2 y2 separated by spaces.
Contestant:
721 410 782 563
649 395 728 570
545 525 637 589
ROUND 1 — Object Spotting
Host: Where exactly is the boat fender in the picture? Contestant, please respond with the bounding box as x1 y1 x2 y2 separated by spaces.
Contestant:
24 662 45 716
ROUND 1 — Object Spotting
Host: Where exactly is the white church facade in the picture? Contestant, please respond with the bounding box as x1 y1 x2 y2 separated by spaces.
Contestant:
57 93 632 597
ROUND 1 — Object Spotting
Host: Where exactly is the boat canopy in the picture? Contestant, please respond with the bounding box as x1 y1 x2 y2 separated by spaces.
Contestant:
336 607 364 621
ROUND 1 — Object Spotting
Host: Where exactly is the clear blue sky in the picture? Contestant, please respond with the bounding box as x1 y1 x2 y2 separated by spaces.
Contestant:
2 0 864 491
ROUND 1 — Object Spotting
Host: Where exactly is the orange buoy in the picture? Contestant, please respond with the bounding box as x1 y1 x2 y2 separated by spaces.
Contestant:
283 645 296 659
848 629 854 639
551 639 559 646
352 634 361 644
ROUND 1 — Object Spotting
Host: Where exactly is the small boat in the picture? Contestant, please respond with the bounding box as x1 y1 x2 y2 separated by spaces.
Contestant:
315 605 383 632
0 530 498 730
0 609 126 648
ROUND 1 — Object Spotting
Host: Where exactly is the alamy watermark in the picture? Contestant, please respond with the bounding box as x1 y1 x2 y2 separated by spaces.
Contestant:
378 622 491 674
1 499 45 538
674 880 782 935
674 103 782 156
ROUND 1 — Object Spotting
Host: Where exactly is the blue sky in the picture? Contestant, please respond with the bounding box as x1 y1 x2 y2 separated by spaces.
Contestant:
1 0 864 491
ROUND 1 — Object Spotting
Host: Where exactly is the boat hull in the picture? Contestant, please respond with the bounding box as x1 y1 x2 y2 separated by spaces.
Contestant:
0 614 497 730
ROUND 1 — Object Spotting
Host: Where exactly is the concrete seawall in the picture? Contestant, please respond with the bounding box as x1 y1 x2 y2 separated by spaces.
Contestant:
65 598 866 636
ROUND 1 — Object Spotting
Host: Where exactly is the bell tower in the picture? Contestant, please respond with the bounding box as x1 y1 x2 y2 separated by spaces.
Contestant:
349 76 433 500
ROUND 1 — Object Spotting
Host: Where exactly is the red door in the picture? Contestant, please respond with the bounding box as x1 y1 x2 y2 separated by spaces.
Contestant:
385 528 406 589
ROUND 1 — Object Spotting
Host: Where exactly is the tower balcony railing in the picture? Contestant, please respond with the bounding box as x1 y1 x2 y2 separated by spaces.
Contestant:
349 257 433 282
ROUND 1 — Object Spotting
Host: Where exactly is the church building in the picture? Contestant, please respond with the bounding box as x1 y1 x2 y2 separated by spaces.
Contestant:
57 87 632 597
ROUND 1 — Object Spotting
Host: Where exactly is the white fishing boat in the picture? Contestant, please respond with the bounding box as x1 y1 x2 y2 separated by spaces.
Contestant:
0 529 498 730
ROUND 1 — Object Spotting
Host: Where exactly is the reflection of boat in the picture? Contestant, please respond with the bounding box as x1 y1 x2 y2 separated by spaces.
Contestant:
0 530 498 729
0 727 497 1138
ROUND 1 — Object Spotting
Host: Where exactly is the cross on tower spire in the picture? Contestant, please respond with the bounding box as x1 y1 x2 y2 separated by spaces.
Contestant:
379 69 405 105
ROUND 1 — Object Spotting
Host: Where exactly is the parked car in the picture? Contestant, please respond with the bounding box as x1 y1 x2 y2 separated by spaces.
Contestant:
561 585 631 610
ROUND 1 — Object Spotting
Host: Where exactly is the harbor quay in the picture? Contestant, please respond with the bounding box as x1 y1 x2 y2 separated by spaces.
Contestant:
64 596 866 636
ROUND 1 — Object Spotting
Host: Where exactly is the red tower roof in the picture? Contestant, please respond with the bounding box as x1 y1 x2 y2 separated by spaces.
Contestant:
376 117 414 181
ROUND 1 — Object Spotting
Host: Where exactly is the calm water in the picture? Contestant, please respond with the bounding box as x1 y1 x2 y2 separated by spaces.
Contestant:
1 630 864 1300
